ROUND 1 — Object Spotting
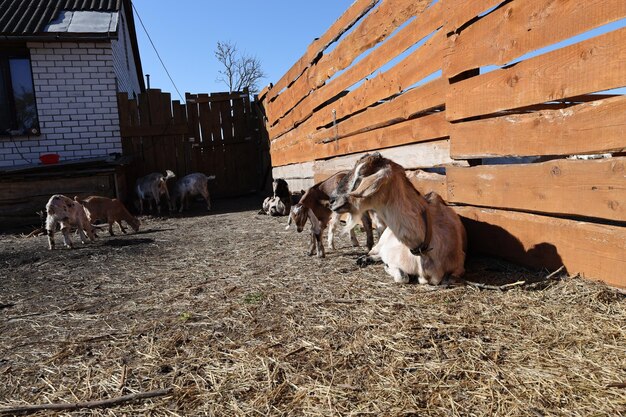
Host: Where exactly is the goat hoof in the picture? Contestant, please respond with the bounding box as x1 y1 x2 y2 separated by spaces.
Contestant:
356 255 373 268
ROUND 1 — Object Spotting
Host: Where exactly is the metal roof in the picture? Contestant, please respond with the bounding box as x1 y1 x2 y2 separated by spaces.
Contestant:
0 0 122 35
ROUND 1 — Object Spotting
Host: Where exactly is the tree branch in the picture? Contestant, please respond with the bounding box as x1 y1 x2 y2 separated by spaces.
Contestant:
0 388 173 416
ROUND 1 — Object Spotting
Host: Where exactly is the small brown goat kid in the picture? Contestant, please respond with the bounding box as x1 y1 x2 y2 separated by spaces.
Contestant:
330 153 466 285
45 194 96 250
287 171 374 258
77 196 140 236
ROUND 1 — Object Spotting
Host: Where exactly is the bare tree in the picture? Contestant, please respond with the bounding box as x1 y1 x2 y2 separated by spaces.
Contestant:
215 41 266 94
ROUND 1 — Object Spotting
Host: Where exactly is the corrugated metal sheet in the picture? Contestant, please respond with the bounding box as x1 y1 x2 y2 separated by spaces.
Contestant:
0 0 121 35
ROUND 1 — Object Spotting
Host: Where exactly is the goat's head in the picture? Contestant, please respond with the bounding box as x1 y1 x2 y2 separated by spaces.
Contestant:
288 203 308 233
128 216 141 232
330 152 394 214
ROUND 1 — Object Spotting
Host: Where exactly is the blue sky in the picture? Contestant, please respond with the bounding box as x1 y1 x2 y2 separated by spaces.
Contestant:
132 1 625 100
132 0 355 99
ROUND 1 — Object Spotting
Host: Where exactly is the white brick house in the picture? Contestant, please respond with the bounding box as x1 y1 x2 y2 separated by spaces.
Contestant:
0 0 144 168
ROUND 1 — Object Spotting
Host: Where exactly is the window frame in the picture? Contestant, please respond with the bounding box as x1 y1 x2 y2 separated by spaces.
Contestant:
0 47 40 137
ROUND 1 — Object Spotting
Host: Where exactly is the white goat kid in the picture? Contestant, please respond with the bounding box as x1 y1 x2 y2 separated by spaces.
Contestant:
136 170 176 215
172 172 216 213
330 152 466 285
45 194 96 250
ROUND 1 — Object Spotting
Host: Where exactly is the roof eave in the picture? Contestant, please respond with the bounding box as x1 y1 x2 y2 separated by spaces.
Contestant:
122 0 145 92
0 32 119 42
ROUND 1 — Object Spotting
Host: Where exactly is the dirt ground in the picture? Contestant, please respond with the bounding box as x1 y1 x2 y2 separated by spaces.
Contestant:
0 197 624 416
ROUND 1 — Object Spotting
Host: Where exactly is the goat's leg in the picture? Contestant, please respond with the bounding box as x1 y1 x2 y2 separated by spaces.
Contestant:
46 217 56 250
361 213 374 250
60 224 74 248
327 212 340 250
77 226 90 244
178 195 184 213
152 196 161 214
107 221 115 236
308 232 316 256
201 188 211 211
356 246 382 267
349 228 359 247
117 221 127 234
315 231 325 258
138 198 144 215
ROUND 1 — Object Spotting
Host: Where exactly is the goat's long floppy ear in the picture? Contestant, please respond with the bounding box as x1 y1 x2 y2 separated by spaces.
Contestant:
349 167 391 198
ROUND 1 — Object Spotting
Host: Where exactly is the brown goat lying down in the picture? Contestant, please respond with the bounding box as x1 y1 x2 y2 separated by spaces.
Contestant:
45 194 96 250
330 153 466 285
77 196 140 236
287 171 374 258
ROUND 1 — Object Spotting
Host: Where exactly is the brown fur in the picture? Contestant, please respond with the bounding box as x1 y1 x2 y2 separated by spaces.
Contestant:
78 196 140 236
45 194 96 250
288 171 375 257
330 153 466 285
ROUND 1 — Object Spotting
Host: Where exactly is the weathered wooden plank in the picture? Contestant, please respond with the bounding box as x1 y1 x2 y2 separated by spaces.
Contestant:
271 173 315 194
312 80 446 144
445 0 504 33
447 27 626 120
120 124 188 138
271 111 449 166
270 0 444 138
445 0 626 78
455 206 626 288
450 95 626 158
447 157 626 221
187 92 248 103
272 161 315 179
272 78 446 154
265 0 379 106
407 170 448 199
312 139 457 179
270 28 445 144
268 0 430 124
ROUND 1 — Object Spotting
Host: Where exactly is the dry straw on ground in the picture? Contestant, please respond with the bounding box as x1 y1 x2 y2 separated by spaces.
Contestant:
1 198 624 416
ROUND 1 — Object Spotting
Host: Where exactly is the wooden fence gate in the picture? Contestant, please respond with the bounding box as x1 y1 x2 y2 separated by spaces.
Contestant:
117 89 264 199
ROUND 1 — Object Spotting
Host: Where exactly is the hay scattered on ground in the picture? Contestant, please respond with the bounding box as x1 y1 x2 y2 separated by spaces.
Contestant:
1 197 624 416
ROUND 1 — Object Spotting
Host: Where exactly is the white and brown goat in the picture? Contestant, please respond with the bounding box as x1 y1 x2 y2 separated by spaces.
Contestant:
330 153 466 285
171 172 216 213
136 170 176 215
260 178 292 216
287 171 374 258
45 194 97 250
77 196 140 236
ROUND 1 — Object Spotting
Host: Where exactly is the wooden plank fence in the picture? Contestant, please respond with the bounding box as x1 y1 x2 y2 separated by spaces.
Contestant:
257 0 626 287
118 88 263 199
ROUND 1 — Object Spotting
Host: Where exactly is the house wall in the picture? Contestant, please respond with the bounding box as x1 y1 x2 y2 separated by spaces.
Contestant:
111 4 142 97
0 42 122 168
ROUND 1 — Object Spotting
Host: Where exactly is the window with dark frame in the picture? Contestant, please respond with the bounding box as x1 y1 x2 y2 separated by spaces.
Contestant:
0 49 39 136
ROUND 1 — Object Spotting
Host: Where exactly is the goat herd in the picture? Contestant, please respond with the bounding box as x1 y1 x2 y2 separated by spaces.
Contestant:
43 171 215 250
42 152 466 286
261 152 467 286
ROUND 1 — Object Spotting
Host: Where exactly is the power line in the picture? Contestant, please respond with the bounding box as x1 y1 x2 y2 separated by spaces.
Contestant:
131 2 185 101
